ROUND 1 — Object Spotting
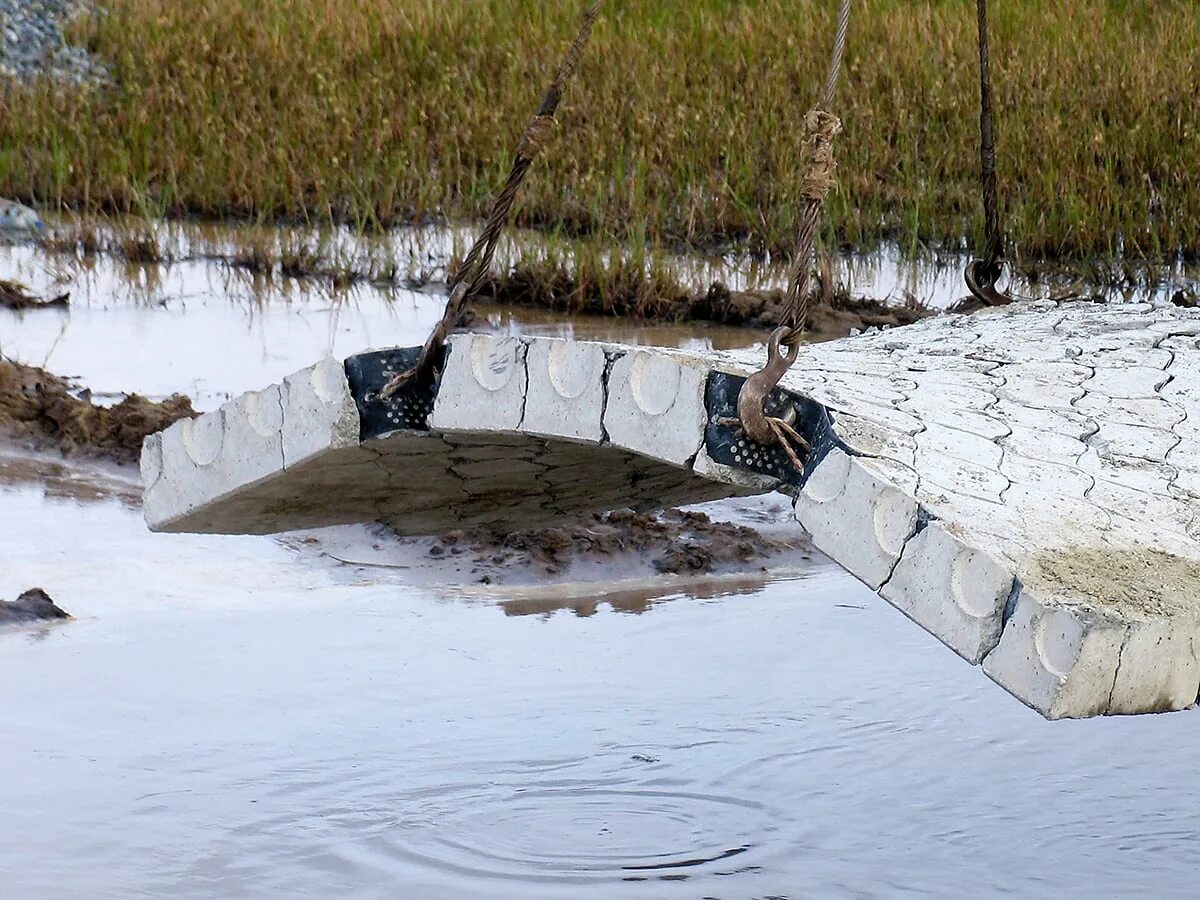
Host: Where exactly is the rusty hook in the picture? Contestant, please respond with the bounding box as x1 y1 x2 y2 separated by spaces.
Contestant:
965 257 1010 307
736 326 800 445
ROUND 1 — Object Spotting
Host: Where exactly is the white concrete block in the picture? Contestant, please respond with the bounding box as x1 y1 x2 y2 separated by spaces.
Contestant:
1073 393 1183 430
857 455 920 495
281 356 359 466
917 423 1005 469
603 349 707 467
216 384 285 485
520 338 606 444
881 521 1015 663
143 384 285 530
1083 366 1171 400
1106 620 1200 715
915 451 1009 503
429 333 528 434
829 412 918 465
999 454 1093 498
982 588 1128 719
793 448 919 590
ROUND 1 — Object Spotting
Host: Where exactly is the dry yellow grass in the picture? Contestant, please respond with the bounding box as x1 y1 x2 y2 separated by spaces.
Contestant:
1 0 1197 264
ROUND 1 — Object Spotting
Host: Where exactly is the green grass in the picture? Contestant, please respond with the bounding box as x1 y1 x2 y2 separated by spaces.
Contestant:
2 0 1198 265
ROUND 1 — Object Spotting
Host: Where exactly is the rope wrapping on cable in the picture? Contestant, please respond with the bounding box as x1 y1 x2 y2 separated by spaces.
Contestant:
737 0 852 451
381 0 602 400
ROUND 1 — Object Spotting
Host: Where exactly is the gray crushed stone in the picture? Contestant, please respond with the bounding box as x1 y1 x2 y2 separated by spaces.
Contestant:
0 0 106 84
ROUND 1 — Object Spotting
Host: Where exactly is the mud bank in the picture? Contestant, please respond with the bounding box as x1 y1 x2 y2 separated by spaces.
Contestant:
426 507 805 581
0 279 67 311
474 263 935 340
0 360 194 464
0 588 70 625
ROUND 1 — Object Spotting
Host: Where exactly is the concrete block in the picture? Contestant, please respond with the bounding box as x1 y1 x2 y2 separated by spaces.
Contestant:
793 447 919 590
281 356 360 466
1073 393 1183 430
984 588 1200 719
521 338 606 444
1106 620 1200 715
1083 366 1172 400
857 456 920 495
143 384 284 530
881 521 1015 663
829 412 918 465
603 349 707 467
915 451 1009 503
982 588 1128 719
429 333 527 434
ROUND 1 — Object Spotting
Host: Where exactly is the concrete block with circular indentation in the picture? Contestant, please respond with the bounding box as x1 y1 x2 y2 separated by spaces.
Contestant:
428 334 528 434
281 356 360 466
521 338 607 444
982 585 1200 719
603 349 707 467
880 521 1015 663
982 590 1134 719
792 447 919 590
142 383 287 530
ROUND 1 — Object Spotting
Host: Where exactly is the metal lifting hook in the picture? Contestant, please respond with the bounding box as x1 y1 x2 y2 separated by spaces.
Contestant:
965 257 1009 307
736 327 800 445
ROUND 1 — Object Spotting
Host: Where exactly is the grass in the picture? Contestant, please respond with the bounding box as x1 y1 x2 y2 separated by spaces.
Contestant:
3 0 1198 267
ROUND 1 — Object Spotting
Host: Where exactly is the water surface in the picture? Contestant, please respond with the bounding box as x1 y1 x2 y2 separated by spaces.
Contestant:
2 229 1198 899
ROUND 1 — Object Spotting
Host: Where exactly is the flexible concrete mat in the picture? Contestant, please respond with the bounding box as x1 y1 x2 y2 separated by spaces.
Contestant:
141 301 1200 718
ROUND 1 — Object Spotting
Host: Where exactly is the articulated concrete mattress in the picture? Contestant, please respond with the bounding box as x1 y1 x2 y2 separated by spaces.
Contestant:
141 300 1200 719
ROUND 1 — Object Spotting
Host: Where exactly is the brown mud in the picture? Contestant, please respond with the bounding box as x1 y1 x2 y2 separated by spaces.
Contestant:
473 262 935 341
427 507 805 580
0 360 195 465
0 279 68 311
0 588 70 625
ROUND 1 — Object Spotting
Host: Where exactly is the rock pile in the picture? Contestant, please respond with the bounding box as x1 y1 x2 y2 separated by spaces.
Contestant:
0 0 105 84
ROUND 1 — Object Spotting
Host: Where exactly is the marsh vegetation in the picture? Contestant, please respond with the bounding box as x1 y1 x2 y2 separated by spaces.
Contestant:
0 0 1196 277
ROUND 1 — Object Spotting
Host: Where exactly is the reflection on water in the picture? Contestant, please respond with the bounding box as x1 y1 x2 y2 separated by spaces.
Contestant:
5 221 1195 414
3 472 1200 898
495 572 792 618
0 447 140 505
0 233 773 411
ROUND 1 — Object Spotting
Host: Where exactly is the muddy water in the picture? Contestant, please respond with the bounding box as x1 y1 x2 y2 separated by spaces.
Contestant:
3 233 1200 898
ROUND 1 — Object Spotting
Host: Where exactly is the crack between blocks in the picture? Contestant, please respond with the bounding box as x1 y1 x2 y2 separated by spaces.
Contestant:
875 504 927 595
1072 362 1105 516
276 383 288 472
516 340 531 432
360 444 398 524
981 364 1016 505
999 576 1022 629
976 575 1023 671
598 350 623 447
1104 628 1131 715
1156 344 1189 500
888 356 926 502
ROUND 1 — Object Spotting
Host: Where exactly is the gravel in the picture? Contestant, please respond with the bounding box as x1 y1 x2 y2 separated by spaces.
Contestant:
0 0 106 84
